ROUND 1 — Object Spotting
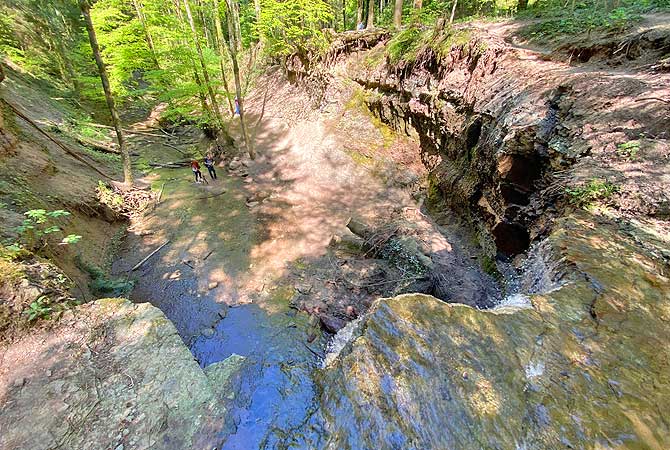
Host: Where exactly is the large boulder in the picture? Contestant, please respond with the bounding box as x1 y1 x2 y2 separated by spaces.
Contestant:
318 213 670 449
0 298 240 450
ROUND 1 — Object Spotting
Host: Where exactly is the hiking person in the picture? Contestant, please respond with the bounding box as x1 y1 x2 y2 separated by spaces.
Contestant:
234 97 240 116
357 22 365 31
191 160 204 183
204 153 217 180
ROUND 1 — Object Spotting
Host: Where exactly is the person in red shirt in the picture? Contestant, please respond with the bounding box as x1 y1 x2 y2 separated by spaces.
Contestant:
191 160 204 183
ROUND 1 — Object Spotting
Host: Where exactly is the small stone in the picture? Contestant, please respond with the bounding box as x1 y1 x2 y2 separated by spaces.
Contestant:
46 370 52 377
115 444 124 450
243 178 253 183
246 201 259 208
13 378 26 388
208 282 219 290
201 328 215 338
296 284 312 295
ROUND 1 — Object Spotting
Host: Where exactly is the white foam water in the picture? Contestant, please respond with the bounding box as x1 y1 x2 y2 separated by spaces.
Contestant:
493 293 533 312
322 315 366 368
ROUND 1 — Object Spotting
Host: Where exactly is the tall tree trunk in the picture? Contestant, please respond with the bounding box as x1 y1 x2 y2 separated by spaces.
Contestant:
366 0 374 28
132 0 160 68
80 0 133 186
449 0 458 22
212 0 234 114
356 0 363 26
221 0 254 160
414 0 422 9
393 0 403 28
55 38 81 96
254 0 261 22
54 8 82 96
196 0 215 48
173 0 215 122
344 4 348 31
183 0 224 128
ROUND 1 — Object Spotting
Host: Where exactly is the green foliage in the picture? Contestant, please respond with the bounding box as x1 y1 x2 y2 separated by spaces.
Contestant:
257 0 334 61
481 255 502 280
388 26 426 64
387 23 472 65
97 181 125 209
15 209 82 251
517 0 668 40
566 179 619 208
77 257 134 297
617 140 641 160
23 296 54 321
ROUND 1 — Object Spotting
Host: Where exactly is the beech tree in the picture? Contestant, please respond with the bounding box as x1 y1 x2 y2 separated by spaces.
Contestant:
394 0 403 28
367 0 375 28
220 0 254 159
80 0 133 186
182 0 225 128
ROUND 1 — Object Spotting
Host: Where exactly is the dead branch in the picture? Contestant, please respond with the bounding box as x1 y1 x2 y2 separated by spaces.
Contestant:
131 240 170 271
197 189 227 200
635 97 670 104
156 183 165 204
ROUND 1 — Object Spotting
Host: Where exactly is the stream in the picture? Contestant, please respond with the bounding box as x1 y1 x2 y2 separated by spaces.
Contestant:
112 106 507 447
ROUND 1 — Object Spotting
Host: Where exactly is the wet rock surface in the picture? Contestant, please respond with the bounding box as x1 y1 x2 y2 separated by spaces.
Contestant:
0 298 236 450
316 212 670 449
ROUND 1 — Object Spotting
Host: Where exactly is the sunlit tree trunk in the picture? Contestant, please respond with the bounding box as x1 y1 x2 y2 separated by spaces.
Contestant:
80 0 133 186
53 8 82 96
414 0 422 10
183 0 224 128
254 0 261 21
196 0 215 48
212 0 234 114
221 0 254 159
132 0 160 68
357 0 363 26
393 0 403 28
342 0 347 30
173 0 215 122
449 0 458 22
366 0 374 28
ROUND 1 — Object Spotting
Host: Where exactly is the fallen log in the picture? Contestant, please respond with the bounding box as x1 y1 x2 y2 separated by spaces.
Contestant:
1 99 114 180
148 160 191 169
131 240 170 271
76 137 140 156
197 190 227 200
345 217 433 270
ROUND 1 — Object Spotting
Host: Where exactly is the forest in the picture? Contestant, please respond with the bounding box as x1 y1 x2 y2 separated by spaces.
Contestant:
1 0 669 448
2 0 665 152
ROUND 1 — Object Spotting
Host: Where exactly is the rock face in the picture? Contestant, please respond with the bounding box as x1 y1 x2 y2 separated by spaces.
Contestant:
346 25 670 255
0 298 243 450
318 213 670 449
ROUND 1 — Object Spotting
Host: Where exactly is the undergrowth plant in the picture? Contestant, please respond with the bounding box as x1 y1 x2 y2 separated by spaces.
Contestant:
566 179 619 208
13 209 82 252
387 23 473 66
23 296 53 322
76 256 134 298
617 140 640 160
